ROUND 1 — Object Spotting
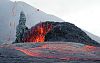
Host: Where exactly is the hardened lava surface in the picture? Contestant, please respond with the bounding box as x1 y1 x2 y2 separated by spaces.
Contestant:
0 42 100 63
21 21 100 46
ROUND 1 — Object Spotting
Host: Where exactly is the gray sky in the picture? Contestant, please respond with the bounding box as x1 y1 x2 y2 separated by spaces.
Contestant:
11 0 100 37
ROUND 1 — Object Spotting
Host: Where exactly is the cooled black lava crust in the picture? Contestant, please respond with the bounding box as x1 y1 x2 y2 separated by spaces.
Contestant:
44 21 100 47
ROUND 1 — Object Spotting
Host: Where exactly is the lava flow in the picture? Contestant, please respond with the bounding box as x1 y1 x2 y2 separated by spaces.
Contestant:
23 22 53 42
14 43 100 61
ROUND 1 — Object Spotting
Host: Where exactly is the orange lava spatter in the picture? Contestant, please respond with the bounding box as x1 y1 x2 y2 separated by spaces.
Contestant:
23 22 53 42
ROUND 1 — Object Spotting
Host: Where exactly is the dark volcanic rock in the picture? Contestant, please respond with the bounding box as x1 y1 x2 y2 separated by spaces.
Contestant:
0 43 100 63
44 21 100 46
13 20 100 47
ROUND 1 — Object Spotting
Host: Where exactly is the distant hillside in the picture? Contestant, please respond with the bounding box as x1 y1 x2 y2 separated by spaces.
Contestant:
0 0 64 43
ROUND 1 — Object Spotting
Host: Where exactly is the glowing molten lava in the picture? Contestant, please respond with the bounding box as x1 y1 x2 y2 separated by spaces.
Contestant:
23 22 53 42
82 45 96 52
14 43 100 61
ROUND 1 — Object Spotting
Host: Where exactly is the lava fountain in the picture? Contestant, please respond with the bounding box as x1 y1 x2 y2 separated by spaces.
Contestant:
23 22 53 42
